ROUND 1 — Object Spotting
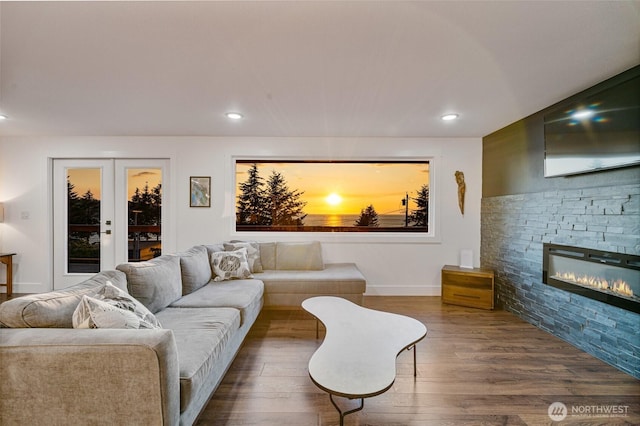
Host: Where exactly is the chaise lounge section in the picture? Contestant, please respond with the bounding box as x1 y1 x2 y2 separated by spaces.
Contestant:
250 241 367 308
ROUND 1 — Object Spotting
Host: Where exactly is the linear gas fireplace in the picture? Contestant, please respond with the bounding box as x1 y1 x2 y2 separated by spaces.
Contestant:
543 243 640 314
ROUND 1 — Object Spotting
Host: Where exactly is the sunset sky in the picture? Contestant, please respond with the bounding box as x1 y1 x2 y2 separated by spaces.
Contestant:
236 161 429 215
67 162 429 215
67 168 162 200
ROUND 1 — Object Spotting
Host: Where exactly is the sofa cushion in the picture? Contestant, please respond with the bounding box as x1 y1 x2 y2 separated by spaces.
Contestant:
224 241 263 273
255 263 366 308
170 279 264 327
72 282 162 329
210 248 253 282
0 270 128 328
176 246 212 295
259 242 276 270
275 241 324 270
255 263 366 294
117 255 182 314
154 307 241 412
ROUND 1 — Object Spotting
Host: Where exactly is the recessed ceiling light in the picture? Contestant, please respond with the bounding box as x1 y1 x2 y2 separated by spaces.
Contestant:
441 113 459 121
0 114 8 120
226 112 243 120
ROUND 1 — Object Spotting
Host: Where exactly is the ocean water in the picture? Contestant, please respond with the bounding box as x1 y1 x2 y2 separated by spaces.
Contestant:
304 214 408 227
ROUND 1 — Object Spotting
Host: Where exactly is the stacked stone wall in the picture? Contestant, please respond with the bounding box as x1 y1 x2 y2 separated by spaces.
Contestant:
481 183 640 378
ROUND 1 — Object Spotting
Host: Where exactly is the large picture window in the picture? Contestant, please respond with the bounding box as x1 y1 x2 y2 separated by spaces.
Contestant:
235 160 430 233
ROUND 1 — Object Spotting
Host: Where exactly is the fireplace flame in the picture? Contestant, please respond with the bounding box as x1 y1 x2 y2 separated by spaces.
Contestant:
552 272 634 297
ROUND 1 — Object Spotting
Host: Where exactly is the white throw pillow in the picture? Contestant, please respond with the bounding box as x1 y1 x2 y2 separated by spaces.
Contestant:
72 282 162 329
210 248 253 282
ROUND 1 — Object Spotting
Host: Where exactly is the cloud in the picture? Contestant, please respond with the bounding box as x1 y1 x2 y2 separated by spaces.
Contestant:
132 171 158 178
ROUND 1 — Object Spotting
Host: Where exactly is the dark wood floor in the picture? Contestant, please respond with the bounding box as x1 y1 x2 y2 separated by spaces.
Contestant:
0 293 21 303
196 297 639 426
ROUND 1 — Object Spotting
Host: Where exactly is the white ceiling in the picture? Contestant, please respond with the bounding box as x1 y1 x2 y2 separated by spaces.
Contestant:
0 1 639 138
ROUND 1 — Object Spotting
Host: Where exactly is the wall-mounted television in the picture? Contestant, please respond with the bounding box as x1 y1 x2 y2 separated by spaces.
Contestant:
544 70 640 177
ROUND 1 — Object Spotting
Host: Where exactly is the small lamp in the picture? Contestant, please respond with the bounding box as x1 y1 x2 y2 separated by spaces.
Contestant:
0 203 4 222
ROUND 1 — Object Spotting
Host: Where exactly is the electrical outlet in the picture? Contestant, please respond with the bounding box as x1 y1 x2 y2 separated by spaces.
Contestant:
20 211 30 220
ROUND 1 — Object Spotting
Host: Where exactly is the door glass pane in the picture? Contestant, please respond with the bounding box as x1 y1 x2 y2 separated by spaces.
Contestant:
127 168 162 262
67 168 101 273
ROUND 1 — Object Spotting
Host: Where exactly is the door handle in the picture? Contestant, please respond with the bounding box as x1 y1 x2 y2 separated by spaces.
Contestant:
102 220 112 234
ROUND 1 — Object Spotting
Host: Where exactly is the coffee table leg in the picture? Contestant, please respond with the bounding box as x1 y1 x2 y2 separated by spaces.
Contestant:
413 344 417 377
329 394 364 426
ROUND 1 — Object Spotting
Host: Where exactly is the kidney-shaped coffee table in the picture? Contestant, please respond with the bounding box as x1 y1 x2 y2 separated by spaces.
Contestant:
302 296 427 425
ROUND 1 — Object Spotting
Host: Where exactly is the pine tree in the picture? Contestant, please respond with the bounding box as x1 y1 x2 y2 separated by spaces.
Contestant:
354 204 379 227
67 178 82 225
67 178 100 258
80 189 100 225
408 184 429 227
264 171 307 226
151 183 162 240
236 163 268 225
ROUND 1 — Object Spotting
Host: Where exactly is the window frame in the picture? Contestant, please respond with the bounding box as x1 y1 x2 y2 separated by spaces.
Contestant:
228 155 441 243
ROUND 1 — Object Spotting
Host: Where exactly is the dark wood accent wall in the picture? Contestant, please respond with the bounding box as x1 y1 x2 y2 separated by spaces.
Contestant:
483 65 640 198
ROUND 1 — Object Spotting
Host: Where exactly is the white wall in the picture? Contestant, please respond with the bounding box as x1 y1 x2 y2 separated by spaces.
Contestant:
0 136 482 296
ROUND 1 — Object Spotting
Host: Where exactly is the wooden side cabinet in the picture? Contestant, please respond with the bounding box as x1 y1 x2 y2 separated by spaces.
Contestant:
441 265 494 310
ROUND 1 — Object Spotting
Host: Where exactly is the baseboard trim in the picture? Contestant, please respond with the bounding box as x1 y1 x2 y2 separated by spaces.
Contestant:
364 285 441 296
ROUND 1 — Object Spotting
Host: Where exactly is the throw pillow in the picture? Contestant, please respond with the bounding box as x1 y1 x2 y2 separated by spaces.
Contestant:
72 282 162 329
275 241 324 270
210 248 253 282
224 241 263 273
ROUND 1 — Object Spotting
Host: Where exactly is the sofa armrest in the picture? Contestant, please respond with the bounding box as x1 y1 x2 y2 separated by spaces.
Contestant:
0 328 180 426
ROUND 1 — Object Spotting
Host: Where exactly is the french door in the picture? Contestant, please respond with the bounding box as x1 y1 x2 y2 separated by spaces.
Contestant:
53 159 169 289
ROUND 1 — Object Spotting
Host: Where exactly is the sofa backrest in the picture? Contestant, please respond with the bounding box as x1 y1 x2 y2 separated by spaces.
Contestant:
176 245 211 295
0 270 128 328
116 255 182 314
217 241 325 271
274 241 324 270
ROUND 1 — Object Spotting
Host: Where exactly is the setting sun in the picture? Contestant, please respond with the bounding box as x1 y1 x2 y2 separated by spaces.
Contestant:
326 193 343 206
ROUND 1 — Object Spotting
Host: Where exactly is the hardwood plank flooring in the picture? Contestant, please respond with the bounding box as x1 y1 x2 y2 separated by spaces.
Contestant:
196 297 639 426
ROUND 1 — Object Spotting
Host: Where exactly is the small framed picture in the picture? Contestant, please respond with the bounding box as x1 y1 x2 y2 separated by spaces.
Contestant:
190 176 211 207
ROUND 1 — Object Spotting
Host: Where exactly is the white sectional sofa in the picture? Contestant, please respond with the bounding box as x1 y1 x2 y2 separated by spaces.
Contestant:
0 240 366 425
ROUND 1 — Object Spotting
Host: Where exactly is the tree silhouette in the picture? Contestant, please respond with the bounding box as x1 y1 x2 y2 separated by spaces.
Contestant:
66 178 162 263
129 182 162 240
408 184 429 227
67 178 101 262
237 163 269 225
354 204 379 227
236 164 307 227
264 171 307 226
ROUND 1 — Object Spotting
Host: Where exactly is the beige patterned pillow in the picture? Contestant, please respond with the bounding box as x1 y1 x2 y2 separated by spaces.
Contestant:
72 282 162 329
210 248 253 282
224 241 263 272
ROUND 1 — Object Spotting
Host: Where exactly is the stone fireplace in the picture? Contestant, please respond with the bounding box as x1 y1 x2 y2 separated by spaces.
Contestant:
543 243 640 314
481 183 640 378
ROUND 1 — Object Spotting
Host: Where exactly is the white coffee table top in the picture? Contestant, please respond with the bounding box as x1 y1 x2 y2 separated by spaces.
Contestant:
302 296 427 398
